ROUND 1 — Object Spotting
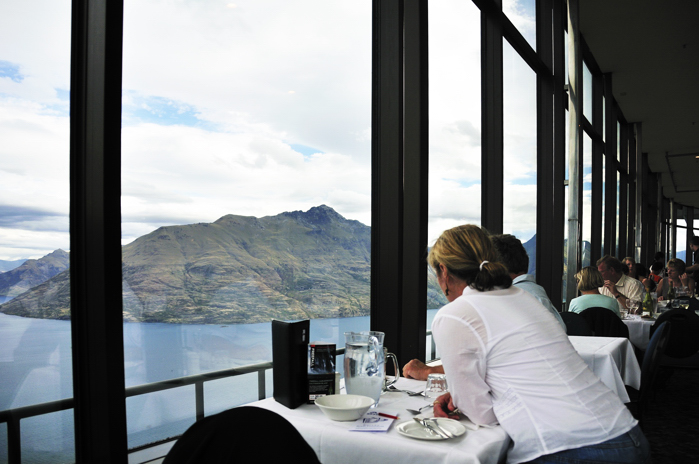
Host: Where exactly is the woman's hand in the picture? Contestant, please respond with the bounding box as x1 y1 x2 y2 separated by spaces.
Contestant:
402 359 444 380
680 273 689 286
433 392 459 419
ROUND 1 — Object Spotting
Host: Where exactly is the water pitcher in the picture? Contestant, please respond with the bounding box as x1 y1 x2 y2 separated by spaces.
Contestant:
344 331 385 406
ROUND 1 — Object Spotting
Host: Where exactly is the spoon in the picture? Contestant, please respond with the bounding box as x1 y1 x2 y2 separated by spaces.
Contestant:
406 403 434 415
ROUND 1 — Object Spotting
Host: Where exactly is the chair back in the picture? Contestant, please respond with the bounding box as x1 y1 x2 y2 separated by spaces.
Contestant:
650 308 699 358
579 307 630 338
560 311 593 336
639 322 671 404
163 406 321 464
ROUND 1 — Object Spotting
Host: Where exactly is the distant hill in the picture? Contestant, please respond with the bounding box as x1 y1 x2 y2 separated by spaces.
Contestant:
0 258 27 273
0 206 447 324
0 249 69 302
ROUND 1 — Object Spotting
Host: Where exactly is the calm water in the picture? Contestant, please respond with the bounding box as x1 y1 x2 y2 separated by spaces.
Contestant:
0 311 439 463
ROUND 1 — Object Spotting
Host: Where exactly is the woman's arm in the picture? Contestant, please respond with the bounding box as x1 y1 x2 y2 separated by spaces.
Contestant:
432 311 498 426
657 278 665 300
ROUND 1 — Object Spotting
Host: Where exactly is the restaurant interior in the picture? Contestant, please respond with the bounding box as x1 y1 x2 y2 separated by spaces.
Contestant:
2 0 699 463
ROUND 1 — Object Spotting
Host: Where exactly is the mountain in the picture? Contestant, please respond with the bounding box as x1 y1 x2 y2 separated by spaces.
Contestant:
0 206 447 324
0 249 70 302
0 258 27 273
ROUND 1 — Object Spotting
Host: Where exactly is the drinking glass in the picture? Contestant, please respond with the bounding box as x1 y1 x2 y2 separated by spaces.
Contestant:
425 373 449 402
627 299 640 315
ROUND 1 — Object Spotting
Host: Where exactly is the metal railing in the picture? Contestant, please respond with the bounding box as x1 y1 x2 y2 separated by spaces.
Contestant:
0 332 436 464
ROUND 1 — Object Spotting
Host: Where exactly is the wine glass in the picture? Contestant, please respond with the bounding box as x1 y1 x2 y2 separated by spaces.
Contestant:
627 299 640 315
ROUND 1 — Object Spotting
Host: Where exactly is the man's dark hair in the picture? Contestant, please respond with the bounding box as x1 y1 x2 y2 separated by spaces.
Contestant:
596 255 625 273
490 234 528 275
690 236 699 247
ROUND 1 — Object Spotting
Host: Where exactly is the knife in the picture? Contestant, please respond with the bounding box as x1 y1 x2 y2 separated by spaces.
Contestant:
414 417 449 439
426 418 455 438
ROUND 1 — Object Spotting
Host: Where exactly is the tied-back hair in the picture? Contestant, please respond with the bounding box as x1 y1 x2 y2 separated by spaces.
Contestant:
428 225 512 291
575 266 604 292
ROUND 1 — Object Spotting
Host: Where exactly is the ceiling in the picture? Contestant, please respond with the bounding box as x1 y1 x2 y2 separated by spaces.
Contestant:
579 0 699 210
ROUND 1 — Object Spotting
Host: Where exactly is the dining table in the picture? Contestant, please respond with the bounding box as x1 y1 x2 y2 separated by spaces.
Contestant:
568 336 641 402
622 315 656 350
249 377 512 464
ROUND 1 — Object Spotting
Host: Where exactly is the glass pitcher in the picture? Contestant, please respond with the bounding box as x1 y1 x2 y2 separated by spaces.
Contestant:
344 331 385 406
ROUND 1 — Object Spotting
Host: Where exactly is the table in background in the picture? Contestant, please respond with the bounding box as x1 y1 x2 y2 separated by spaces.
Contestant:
622 315 655 350
250 377 510 464
568 336 641 402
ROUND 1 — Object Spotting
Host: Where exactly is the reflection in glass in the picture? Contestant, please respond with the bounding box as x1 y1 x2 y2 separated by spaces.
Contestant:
121 0 371 449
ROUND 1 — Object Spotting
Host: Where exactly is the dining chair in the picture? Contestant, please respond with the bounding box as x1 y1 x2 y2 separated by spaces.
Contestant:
650 308 699 359
579 307 630 338
162 406 321 464
625 321 671 428
560 311 593 336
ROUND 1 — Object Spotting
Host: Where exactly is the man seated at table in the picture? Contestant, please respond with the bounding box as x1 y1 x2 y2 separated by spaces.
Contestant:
597 255 644 311
568 266 621 317
490 234 566 331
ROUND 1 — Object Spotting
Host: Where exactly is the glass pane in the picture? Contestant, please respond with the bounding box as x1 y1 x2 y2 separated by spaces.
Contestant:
0 0 74 461
121 0 371 449
427 0 480 320
503 40 537 274
582 133 592 267
677 219 687 262
502 0 536 51
616 171 621 256
601 158 606 253
583 61 592 123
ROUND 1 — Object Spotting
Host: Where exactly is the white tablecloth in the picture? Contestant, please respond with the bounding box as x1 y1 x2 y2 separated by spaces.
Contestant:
568 336 641 402
250 377 510 464
622 316 655 350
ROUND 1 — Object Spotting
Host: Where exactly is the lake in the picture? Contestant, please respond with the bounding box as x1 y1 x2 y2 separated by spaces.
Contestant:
0 310 439 463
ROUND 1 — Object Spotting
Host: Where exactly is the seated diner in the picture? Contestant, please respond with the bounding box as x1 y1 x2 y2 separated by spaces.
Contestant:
428 225 649 464
657 258 695 300
568 266 621 317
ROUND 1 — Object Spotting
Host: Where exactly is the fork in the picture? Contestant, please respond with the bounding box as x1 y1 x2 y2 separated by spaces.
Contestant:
387 385 424 396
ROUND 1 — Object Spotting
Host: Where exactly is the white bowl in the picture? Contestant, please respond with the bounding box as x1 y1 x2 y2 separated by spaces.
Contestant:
314 394 374 421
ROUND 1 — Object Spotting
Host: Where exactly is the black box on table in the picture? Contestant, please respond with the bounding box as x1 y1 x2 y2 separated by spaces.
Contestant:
272 319 309 409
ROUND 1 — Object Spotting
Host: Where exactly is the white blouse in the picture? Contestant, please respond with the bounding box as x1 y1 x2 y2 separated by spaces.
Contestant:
432 286 637 464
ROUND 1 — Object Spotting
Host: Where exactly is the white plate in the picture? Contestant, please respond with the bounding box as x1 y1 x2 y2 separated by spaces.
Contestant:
397 418 467 440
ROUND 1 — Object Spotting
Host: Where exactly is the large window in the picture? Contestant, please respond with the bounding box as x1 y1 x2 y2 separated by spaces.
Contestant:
0 1 73 462
121 0 371 448
503 39 537 271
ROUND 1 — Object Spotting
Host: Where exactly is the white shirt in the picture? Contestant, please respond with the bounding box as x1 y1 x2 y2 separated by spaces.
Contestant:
598 273 645 310
432 286 637 463
512 274 566 330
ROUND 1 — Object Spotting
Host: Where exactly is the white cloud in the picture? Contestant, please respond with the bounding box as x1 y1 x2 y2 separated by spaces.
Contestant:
1 0 544 260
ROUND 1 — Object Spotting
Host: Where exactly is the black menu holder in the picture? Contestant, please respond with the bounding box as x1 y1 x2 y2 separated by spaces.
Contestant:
272 319 309 409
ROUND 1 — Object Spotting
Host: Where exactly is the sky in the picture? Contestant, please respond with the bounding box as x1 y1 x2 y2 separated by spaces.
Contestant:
0 0 538 261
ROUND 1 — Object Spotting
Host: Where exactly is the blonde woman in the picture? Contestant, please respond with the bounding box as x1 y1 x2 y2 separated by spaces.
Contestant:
568 267 621 317
429 225 648 464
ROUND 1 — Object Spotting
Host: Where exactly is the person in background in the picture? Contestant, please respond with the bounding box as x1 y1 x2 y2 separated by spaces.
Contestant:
648 261 664 285
568 267 621 317
622 257 637 279
428 225 648 464
490 234 566 331
686 236 699 287
635 263 656 292
657 258 695 300
597 255 645 311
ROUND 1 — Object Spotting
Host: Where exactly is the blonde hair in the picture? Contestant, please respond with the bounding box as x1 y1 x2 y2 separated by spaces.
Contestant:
576 266 604 292
427 225 511 291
